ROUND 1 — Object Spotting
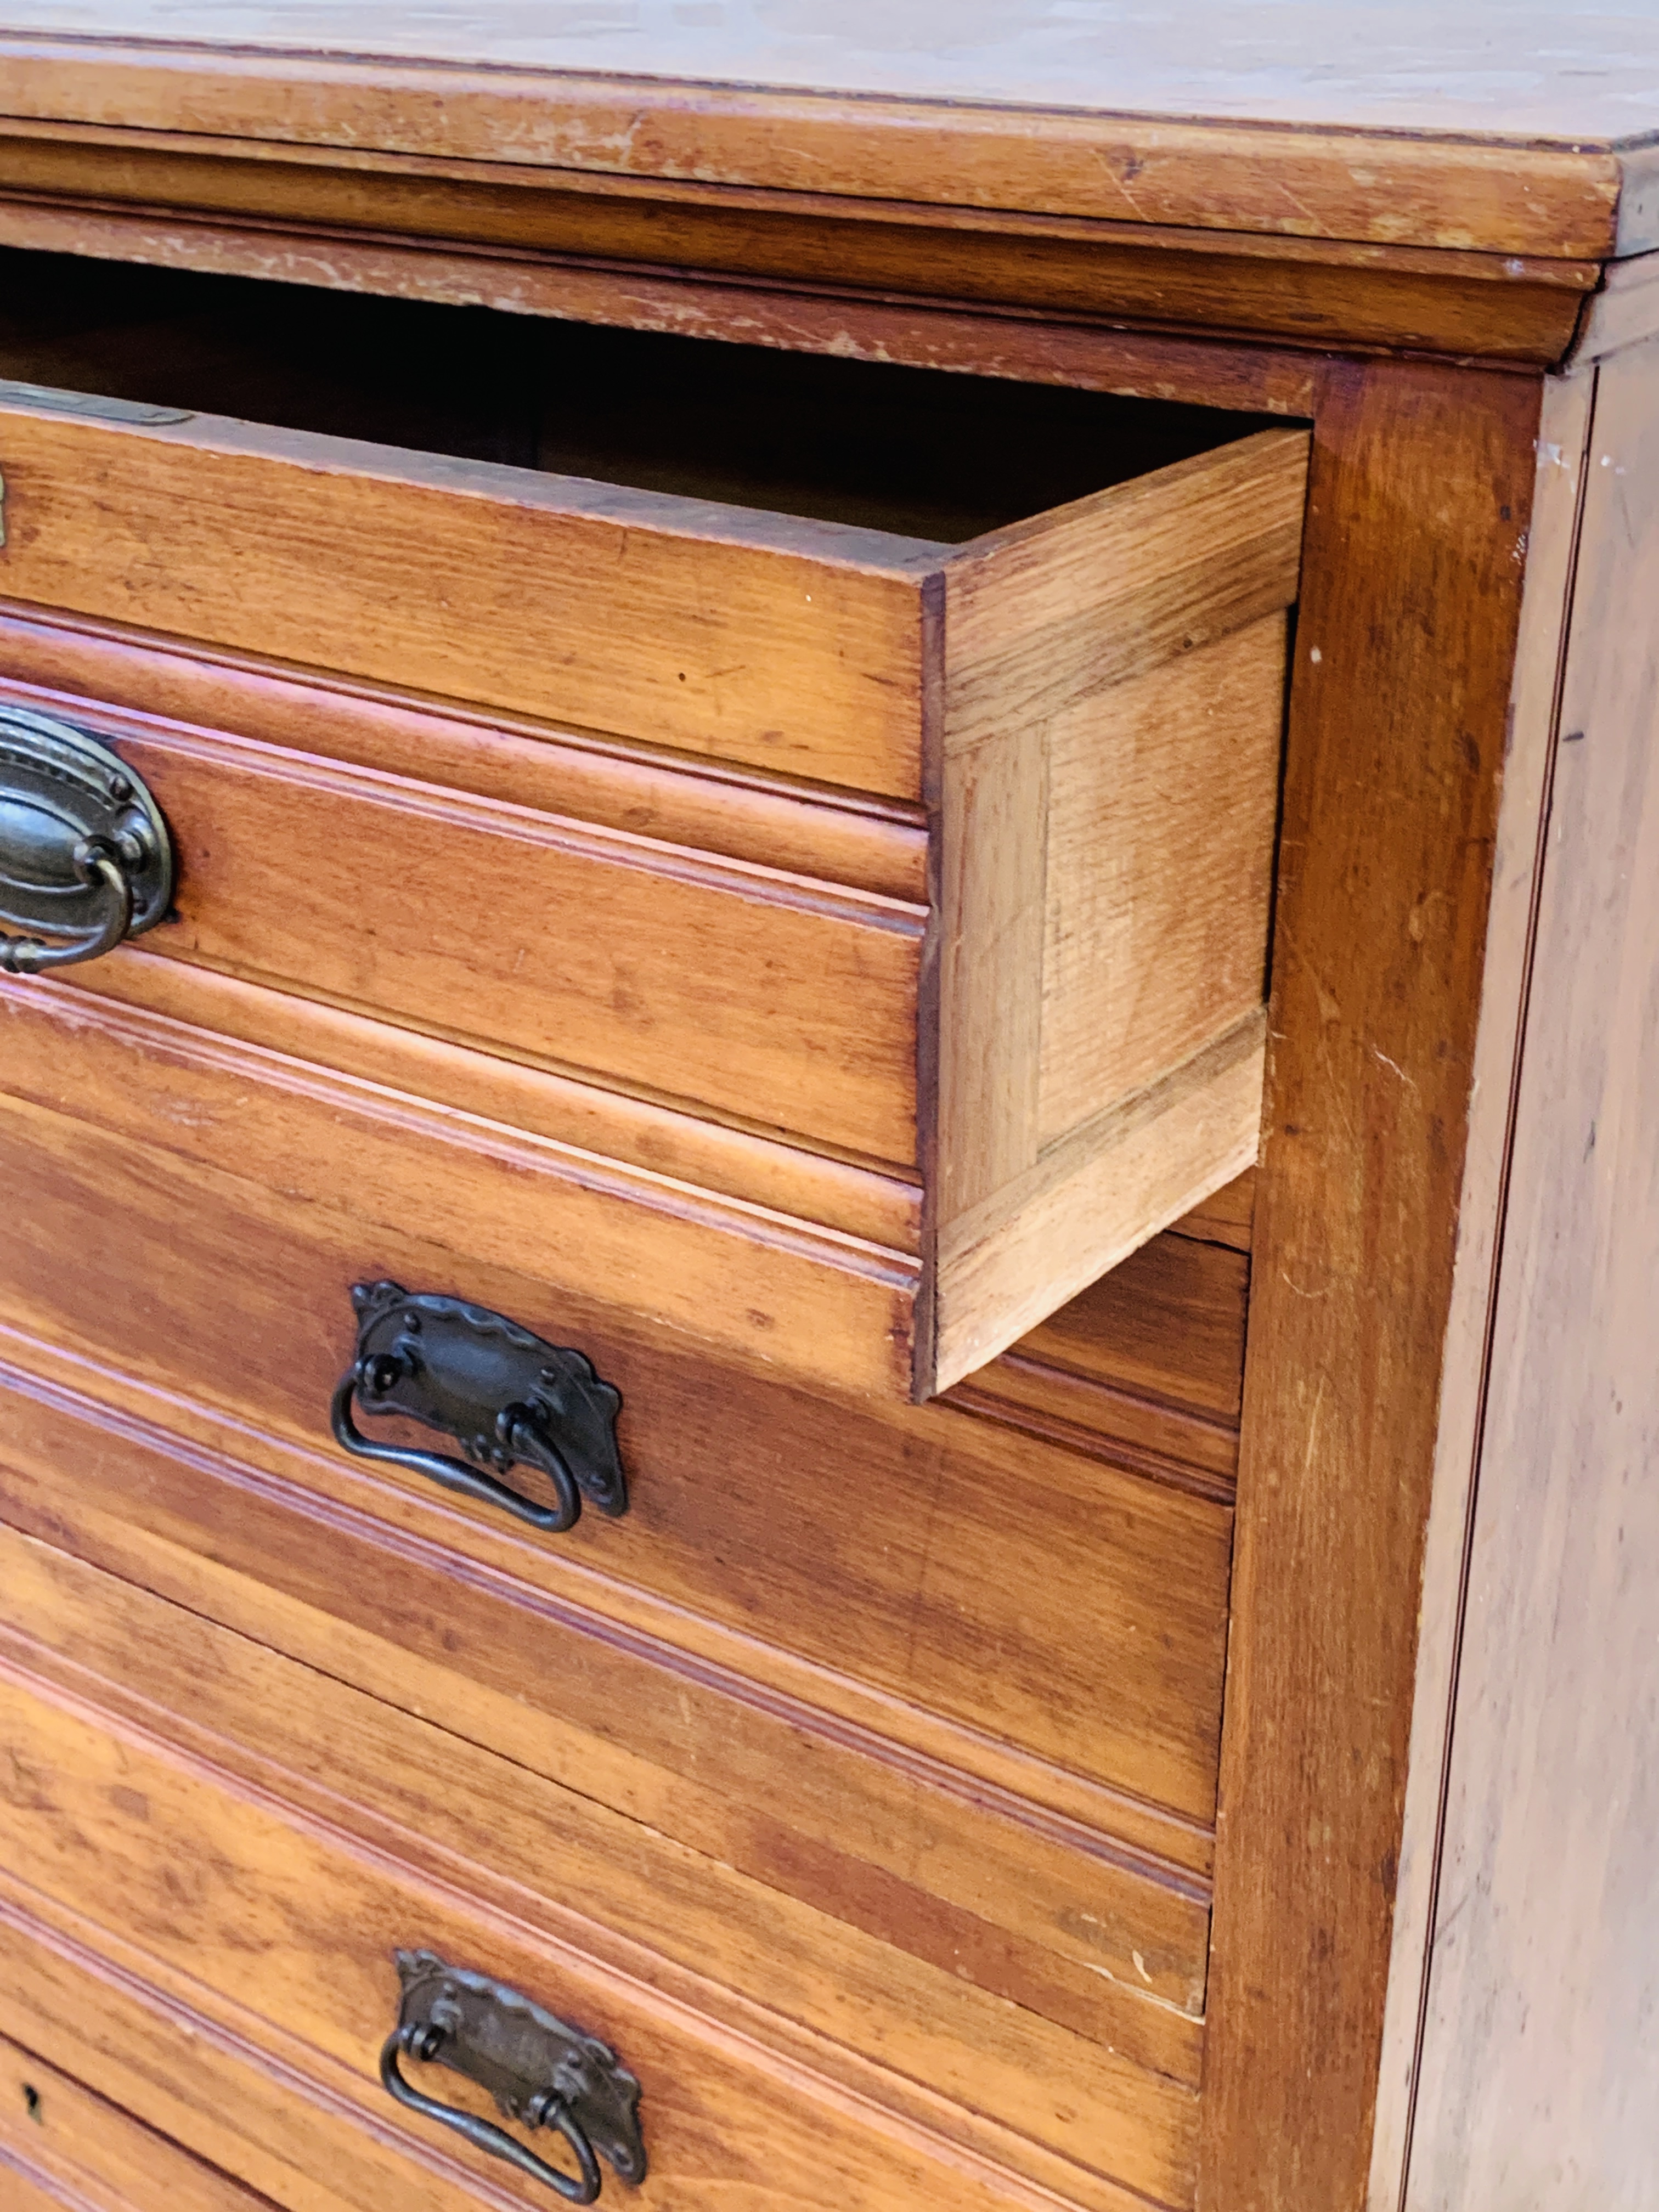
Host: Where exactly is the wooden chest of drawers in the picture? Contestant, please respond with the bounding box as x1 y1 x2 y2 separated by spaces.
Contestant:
0 12 1655 2212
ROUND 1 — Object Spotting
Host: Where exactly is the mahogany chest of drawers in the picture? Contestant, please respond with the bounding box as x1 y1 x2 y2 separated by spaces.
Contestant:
0 12 1654 2212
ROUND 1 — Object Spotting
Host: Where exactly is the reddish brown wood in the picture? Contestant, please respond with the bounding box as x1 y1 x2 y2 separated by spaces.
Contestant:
0 1532 1205 2202
0 2034 272 2212
0 211 1325 419
1198 362 1546 2211
0 1027 1237 1827
0 38 1630 259
0 603 931 901
0 125 1598 360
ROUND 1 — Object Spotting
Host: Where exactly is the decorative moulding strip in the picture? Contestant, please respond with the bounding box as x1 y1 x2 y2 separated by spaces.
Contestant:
0 35 1630 259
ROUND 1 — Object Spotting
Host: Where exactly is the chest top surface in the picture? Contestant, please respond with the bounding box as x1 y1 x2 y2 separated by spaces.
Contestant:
2 0 1659 138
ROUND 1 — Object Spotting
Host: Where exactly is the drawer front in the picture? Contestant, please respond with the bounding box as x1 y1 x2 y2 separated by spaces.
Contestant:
0 398 935 797
0 2036 264 2212
0 389 1304 1391
0 1551 1203 2209
0 670 923 1165
0 984 1232 1832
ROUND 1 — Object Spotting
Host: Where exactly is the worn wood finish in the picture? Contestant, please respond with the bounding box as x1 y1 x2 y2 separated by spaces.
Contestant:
1362 370 1598 2212
0 977 923 1397
65 950 924 1252
0 26 1638 259
0 1866 1169 2212
0 126 1598 363
1400 335 1659 2212
0 679 927 1165
0 1302 1218 1876
0 1370 1216 2060
0 1051 1232 1826
0 2037 272 2212
932 427 1303 1385
0 1876 509 2212
0 395 935 796
0 380 1300 1388
0 1531 1206 2200
0 603 929 899
1198 361 1546 2212
0 1644 1199 2210
0 202 1325 419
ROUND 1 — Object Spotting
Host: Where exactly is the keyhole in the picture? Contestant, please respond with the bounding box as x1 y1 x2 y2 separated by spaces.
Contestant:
22 2082 41 2121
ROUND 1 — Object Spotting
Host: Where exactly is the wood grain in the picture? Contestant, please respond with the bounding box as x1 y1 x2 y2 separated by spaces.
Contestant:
935 1014 1266 1390
65 950 924 1252
0 34 1630 259
1168 1169 1255 1254
0 976 922 1399
1401 334 1659 2212
0 123 1595 364
0 389 1296 1374
0 1305 1220 1875
0 394 935 796
0 1530 1206 2197
1362 369 1597 2211
0 198 1325 420
944 1229 1249 1504
1016 1234 1251 1430
0 1385 1219 2058
930 429 1304 1387
0 1873 546 2212
0 1647 1200 2210
0 602 930 901
0 2036 271 2212
0 1069 1231 1827
5 690 926 1166
1198 362 1545 2212
1038 617 1285 1142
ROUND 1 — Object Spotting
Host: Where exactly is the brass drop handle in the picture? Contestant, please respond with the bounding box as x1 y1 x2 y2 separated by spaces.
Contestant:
381 1951 646 2200
332 1282 628 1531
0 707 174 975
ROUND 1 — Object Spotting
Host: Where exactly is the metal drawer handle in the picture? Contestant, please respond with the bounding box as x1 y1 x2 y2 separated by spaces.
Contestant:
381 1950 645 2202
332 1281 627 1532
0 707 173 975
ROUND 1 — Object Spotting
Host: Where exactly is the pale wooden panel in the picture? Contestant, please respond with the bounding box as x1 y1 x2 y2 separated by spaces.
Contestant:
0 398 934 795
942 433 1308 739
1040 615 1284 1144
1362 369 1596 2211
929 429 1304 1391
936 1015 1263 1390
933 711 1045 1219
1403 338 1659 2211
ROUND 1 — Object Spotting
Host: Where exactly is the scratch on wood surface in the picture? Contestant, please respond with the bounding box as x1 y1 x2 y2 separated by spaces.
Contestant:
1371 1045 1419 1090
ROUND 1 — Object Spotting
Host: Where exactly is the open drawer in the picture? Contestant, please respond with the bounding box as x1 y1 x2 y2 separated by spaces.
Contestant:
0 255 1306 1396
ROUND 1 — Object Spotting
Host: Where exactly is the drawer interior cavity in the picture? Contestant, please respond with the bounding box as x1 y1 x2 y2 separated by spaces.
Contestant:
0 243 1280 543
